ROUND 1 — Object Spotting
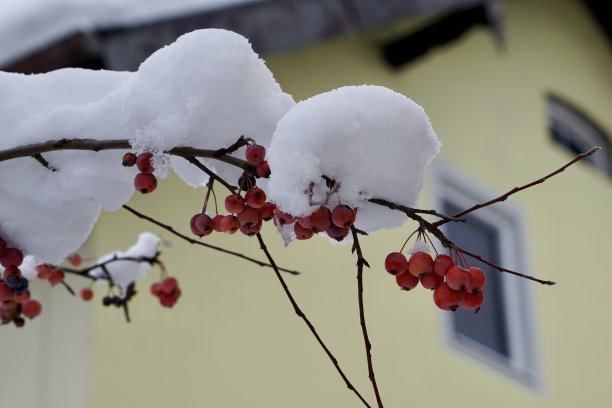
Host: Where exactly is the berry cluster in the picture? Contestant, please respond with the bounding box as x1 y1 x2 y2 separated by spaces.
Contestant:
385 249 486 312
36 264 66 286
123 152 158 194
150 277 181 308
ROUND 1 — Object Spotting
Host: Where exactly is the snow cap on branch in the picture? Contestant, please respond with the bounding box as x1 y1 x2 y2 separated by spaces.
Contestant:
267 85 440 233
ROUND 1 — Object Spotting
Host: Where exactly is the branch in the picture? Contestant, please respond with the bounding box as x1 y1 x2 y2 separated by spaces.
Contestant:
350 227 384 408
184 156 237 193
432 147 601 228
368 198 463 223
0 138 253 170
122 205 300 276
255 233 373 408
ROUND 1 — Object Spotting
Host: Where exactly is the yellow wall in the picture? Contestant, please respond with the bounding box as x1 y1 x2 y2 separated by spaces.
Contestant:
67 0 612 407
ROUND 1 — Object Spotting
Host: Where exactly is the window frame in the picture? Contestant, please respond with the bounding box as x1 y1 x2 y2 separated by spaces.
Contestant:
432 161 543 391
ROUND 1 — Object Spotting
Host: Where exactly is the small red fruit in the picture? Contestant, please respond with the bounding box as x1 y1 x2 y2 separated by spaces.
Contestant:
446 265 471 291
304 207 332 233
245 145 266 165
68 253 82 267
239 220 263 236
237 206 261 227
273 209 295 226
384 252 408 276
461 291 484 311
0 248 23 268
396 272 419 291
36 264 51 280
433 283 465 311
325 224 350 241
2 265 19 279
211 215 225 232
14 291 29 303
122 152 137 167
433 254 454 277
258 202 276 221
408 251 434 278
245 187 267 209
420 272 444 290
225 194 246 214
190 213 213 236
134 173 157 194
294 223 314 240
21 300 42 319
220 215 240 234
161 277 178 294
331 205 356 228
467 267 486 294
80 287 94 301
136 152 154 173
255 161 271 178
48 268 65 286
0 282 15 301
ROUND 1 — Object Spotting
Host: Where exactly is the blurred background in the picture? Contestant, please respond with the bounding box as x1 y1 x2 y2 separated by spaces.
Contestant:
1 0 611 407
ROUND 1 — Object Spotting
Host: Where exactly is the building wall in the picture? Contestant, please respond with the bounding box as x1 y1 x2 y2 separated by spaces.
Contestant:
6 0 606 407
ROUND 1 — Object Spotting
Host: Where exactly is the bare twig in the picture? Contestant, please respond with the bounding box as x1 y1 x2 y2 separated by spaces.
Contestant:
350 227 383 408
32 154 56 171
184 156 237 193
432 147 601 228
122 204 300 275
212 135 252 158
368 198 463 223
255 233 373 408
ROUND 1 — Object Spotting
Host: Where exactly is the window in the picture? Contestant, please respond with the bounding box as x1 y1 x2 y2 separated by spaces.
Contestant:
548 93 611 176
432 162 542 390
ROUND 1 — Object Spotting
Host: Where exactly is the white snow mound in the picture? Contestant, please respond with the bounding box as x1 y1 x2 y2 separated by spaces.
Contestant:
267 85 440 233
0 29 292 262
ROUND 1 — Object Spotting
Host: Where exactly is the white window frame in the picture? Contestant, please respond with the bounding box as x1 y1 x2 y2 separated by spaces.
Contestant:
432 161 543 391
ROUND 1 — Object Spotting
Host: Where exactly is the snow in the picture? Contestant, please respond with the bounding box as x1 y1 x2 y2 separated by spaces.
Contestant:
0 28 292 263
89 232 161 295
267 85 440 233
0 0 263 67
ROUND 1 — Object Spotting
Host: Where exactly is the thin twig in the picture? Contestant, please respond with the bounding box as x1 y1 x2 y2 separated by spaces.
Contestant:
185 156 237 193
351 227 384 408
212 135 252 158
32 154 56 171
432 147 601 228
122 205 300 275
368 198 463 223
255 233 373 408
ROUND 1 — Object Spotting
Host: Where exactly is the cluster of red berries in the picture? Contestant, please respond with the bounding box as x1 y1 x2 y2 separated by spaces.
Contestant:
385 250 486 312
190 144 275 237
36 263 66 286
0 237 42 327
123 152 158 194
272 204 356 242
150 276 181 308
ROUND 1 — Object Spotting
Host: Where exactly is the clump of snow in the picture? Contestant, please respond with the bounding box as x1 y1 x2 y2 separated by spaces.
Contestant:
407 240 430 255
0 28 292 263
267 85 440 233
89 232 161 295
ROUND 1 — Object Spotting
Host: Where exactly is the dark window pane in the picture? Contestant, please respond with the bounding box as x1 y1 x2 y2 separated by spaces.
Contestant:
443 201 510 358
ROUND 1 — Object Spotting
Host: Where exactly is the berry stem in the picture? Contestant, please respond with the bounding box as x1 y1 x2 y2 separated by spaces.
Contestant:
122 205 301 276
351 226 384 408
255 233 373 408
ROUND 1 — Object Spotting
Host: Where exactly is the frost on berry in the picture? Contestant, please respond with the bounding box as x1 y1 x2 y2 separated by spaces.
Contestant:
407 251 433 278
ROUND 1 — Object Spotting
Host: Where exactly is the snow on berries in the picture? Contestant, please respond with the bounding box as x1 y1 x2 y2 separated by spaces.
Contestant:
385 242 485 312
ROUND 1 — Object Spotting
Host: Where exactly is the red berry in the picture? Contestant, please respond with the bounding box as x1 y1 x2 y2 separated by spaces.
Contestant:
0 248 23 268
433 283 465 311
294 223 314 240
0 281 15 301
396 272 419 291
225 194 246 214
14 291 29 303
461 291 484 311
446 265 471 292
122 152 137 167
211 215 225 232
240 220 263 236
304 207 331 233
21 299 42 319
36 264 51 280
384 252 408 276
0 237 6 256
68 253 82 267
325 224 350 241
2 265 19 279
161 277 178 294
259 202 276 221
408 251 434 278
220 215 240 234
245 145 266 165
134 173 157 194
159 288 181 308
433 254 454 277
420 272 444 290
245 187 267 209
80 287 93 301
467 267 486 294
190 213 213 236
255 161 271 178
273 209 295 226
48 268 65 286
150 282 162 297
136 152 154 173
331 205 356 228
237 206 261 227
